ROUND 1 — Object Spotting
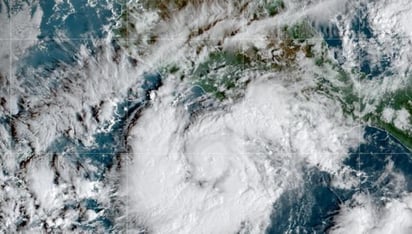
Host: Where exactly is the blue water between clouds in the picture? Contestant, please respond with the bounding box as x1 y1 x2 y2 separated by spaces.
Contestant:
13 2 412 231
266 126 412 233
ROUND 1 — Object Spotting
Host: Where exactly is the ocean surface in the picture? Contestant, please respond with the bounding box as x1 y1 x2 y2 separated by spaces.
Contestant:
1 0 412 233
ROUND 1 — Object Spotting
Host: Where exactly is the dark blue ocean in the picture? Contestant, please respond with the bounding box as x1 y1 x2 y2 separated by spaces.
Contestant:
12 1 412 232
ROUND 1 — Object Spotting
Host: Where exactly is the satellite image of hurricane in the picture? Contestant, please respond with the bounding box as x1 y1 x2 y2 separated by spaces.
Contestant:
1 0 412 233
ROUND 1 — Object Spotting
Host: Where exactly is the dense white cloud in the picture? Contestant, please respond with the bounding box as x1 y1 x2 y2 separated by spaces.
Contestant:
331 193 412 234
2 0 412 232
122 73 361 233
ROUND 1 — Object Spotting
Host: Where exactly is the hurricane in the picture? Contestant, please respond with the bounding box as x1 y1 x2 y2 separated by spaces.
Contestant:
1 0 412 233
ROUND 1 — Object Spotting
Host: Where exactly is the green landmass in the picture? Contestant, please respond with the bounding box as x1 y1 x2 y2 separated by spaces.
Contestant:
113 0 412 152
265 0 285 16
191 51 251 100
